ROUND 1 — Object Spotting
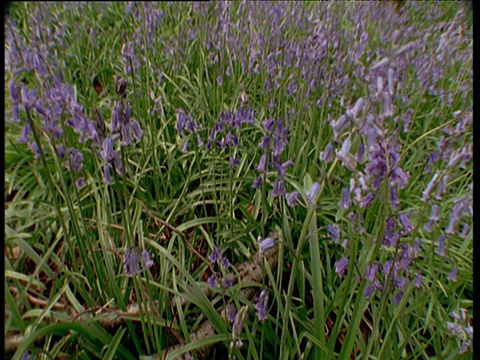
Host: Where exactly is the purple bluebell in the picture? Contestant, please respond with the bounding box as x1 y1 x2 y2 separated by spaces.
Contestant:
422 173 440 201
272 178 285 197
113 151 123 176
393 291 403 306
364 285 375 298
67 148 84 172
176 109 187 133
102 137 114 161
331 114 350 135
111 102 122 133
256 154 267 173
255 290 269 322
18 123 31 143
131 120 143 140
435 235 446 257
390 167 410 189
209 246 222 263
262 118 276 133
121 125 133 146
359 193 375 208
182 140 189 153
305 182 321 207
124 247 141 276
424 204 439 232
207 274 216 288
223 277 232 289
285 191 300 207
327 224 340 243
348 211 365 234
258 236 275 255
445 202 464 235
414 274 422 288
366 263 381 282
76 177 84 189
221 256 231 270
335 257 349 278
356 143 366 164
399 210 414 235
229 156 240 168
336 139 355 171
259 135 270 150
389 186 399 210
274 159 294 176
141 250 154 270
459 223 469 238
103 163 112 184
319 143 334 163
253 176 263 190
339 187 351 210
448 267 458 282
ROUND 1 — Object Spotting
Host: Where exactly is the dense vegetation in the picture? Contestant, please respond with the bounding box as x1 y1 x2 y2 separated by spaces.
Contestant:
5 2 472 359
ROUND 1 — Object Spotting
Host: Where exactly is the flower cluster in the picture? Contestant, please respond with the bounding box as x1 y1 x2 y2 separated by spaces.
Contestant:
123 246 154 276
176 109 203 153
253 118 293 198
207 246 232 289
363 241 422 304
446 308 473 354
206 106 255 168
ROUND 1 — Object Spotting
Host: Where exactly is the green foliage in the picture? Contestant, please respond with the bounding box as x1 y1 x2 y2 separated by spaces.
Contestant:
5 2 472 359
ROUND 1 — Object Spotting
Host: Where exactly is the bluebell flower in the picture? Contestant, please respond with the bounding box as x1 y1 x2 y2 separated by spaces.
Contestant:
176 109 187 133
399 210 414 234
207 274 216 288
255 290 269 322
124 247 154 276
272 178 285 197
221 256 231 270
253 176 263 189
319 143 334 163
422 173 440 202
182 140 189 153
339 187 351 210
67 148 84 172
327 224 340 243
274 159 293 176
259 135 270 150
141 250 154 270
103 163 112 184
131 120 143 140
18 123 30 143
360 193 375 208
262 118 275 133
364 285 375 298
124 247 141 276
223 277 232 289
229 156 240 169
393 291 403 306
356 143 366 164
435 235 446 257
366 263 381 282
285 191 300 207
335 257 349 278
305 182 321 207
209 246 222 263
448 267 458 282
258 236 275 255
336 138 355 171
102 137 114 161
76 177 84 189
414 274 422 288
